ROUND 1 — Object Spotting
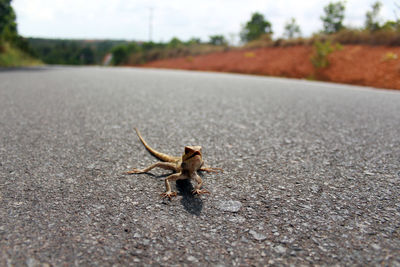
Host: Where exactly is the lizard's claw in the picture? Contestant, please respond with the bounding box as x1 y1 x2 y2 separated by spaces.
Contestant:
125 169 143 174
161 191 177 199
192 189 211 195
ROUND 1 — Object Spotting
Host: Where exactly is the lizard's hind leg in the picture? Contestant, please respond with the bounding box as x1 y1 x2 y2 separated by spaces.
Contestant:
126 162 178 174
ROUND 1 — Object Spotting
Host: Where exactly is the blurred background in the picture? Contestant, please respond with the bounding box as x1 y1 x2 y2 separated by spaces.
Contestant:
1 0 399 89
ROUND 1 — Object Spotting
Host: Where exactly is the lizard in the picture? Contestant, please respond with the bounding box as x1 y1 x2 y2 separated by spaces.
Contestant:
126 128 223 199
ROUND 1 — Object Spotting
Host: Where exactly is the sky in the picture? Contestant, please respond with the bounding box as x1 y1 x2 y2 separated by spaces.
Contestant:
12 0 399 43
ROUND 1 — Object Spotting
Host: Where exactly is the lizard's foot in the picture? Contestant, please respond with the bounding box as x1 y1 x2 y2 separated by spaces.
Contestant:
125 169 144 174
192 189 210 195
160 191 177 200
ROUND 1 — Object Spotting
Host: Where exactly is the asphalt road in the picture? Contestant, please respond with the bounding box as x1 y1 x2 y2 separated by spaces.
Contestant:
0 66 399 266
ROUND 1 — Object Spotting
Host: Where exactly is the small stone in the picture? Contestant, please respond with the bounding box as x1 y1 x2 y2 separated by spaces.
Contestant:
275 245 287 254
261 251 267 257
364 170 374 176
217 200 242 212
249 230 267 241
284 138 292 144
87 163 95 169
187 256 198 262
310 185 320 193
371 244 381 250
228 216 246 223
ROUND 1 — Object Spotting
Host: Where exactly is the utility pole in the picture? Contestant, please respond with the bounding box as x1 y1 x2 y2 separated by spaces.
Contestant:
149 7 154 42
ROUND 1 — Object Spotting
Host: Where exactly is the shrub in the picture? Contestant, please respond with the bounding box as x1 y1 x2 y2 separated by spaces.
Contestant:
311 40 342 68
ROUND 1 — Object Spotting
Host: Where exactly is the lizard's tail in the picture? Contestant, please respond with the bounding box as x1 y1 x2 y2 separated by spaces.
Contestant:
134 128 179 163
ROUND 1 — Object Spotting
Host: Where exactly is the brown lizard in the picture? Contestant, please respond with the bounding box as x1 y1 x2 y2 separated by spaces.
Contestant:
126 128 223 199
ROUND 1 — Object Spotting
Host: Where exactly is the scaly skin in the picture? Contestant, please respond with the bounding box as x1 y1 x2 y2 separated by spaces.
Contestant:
126 128 223 199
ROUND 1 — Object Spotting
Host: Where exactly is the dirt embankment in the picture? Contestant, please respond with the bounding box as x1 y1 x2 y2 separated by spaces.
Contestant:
142 45 400 90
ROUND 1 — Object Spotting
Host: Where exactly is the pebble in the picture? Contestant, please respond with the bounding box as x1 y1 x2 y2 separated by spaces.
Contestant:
310 185 320 193
187 256 198 262
217 200 242 212
249 230 267 241
371 244 381 250
275 245 287 254
228 216 246 223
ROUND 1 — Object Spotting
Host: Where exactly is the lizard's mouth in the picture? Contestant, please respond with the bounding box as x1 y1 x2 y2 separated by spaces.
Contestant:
186 151 201 160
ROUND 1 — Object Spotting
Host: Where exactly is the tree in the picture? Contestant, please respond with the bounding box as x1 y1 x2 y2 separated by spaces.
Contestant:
111 45 129 65
209 35 227 46
240 12 272 42
186 37 201 45
79 46 95 65
365 1 382 31
168 37 183 48
0 0 18 41
321 1 346 34
111 42 141 65
284 18 301 39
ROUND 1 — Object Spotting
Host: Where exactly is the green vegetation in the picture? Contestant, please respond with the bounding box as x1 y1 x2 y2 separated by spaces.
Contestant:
0 0 40 66
240 12 273 42
27 38 129 65
0 42 41 66
0 0 17 42
110 37 227 65
311 40 342 68
321 1 346 34
209 35 228 46
365 1 383 32
284 18 301 39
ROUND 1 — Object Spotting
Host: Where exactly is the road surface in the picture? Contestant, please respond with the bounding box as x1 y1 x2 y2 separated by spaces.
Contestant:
0 66 399 266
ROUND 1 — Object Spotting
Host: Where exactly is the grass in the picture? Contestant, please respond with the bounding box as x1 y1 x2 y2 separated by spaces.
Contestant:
0 42 42 67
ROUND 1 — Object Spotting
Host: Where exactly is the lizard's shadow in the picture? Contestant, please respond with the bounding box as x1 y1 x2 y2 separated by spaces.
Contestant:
153 173 203 215
176 179 203 216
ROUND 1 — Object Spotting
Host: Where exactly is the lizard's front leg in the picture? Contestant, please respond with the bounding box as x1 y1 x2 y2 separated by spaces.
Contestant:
161 172 187 199
126 162 178 174
192 173 210 195
199 164 223 173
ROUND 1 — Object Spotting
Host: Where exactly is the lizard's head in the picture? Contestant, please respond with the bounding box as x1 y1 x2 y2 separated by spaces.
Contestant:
182 146 203 169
